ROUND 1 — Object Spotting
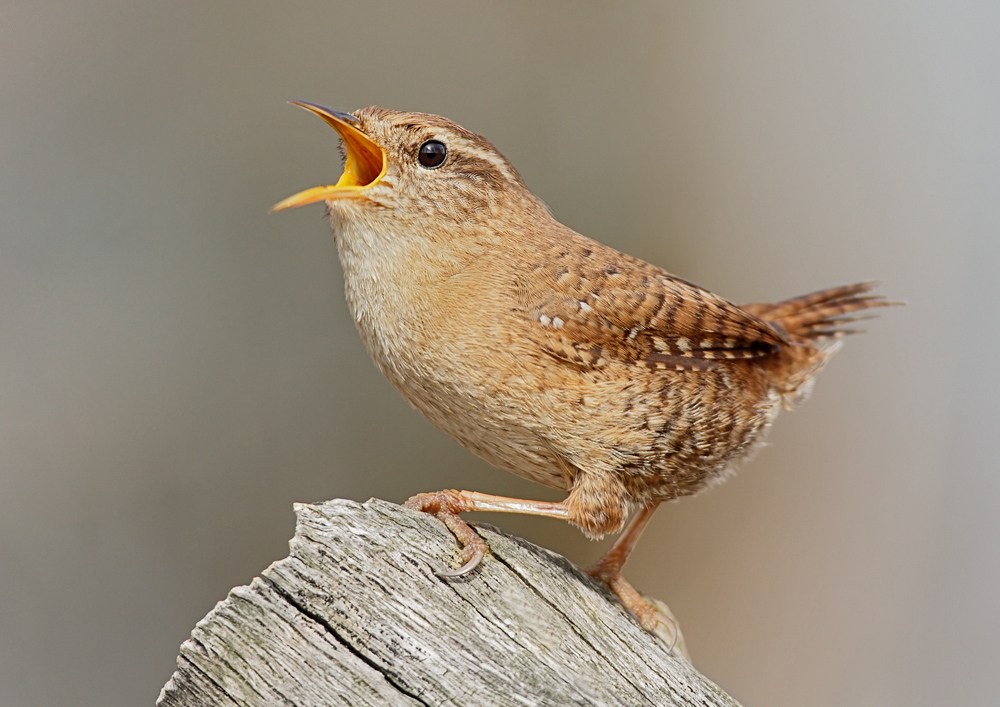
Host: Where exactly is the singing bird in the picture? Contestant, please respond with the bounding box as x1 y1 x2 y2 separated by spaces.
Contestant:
273 101 897 637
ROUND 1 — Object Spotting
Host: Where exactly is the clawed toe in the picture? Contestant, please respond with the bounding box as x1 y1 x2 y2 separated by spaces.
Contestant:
634 601 679 651
405 490 489 577
435 541 487 577
620 591 681 654
587 564 683 654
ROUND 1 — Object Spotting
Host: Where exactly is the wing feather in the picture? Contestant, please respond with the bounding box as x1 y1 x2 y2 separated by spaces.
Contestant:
514 240 785 371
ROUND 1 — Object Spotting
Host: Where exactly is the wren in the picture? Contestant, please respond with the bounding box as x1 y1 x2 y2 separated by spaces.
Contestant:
273 102 898 637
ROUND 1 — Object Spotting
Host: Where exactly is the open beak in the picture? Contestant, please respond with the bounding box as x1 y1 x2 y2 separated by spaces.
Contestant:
271 101 387 212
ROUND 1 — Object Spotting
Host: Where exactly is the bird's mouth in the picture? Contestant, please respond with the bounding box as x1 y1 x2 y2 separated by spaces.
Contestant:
271 101 387 212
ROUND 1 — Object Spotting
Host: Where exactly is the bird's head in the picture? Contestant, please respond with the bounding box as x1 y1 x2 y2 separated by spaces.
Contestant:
272 102 543 234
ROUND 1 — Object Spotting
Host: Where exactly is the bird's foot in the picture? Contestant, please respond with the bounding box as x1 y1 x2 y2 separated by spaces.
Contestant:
405 490 488 577
587 557 682 654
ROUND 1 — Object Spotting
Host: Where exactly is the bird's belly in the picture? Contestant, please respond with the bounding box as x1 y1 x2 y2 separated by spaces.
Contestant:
390 373 571 491
383 341 786 502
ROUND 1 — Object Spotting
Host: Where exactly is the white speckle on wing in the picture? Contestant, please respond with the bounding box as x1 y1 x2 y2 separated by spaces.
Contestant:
676 337 691 351
539 314 551 326
552 317 564 329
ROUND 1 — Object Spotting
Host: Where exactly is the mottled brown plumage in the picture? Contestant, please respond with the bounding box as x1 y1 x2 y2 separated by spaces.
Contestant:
274 102 899 638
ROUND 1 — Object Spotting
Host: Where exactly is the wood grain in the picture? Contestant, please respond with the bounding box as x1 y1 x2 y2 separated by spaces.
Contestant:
158 499 740 707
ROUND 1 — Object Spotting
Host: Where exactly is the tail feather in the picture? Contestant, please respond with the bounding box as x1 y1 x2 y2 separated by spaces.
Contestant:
740 281 902 408
743 282 901 342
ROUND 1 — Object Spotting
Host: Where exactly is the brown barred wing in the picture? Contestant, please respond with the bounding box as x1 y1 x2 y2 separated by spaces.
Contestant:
514 240 786 372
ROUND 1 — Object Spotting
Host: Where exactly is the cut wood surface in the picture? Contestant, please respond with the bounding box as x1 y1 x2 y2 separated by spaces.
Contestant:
158 499 741 706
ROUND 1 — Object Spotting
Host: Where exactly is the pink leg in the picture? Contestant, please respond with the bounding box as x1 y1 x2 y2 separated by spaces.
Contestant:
586 502 677 645
404 490 568 576
406 490 675 644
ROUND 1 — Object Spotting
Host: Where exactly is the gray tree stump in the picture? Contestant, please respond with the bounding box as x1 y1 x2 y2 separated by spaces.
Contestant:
158 499 741 706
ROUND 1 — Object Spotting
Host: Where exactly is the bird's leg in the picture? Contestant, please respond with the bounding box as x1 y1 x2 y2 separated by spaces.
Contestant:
404 490 568 576
406 490 676 643
586 502 676 643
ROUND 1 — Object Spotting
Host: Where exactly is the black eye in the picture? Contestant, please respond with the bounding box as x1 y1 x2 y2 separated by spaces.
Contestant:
418 140 447 168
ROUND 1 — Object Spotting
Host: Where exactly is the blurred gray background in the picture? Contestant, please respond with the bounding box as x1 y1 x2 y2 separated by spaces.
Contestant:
1 2 996 705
